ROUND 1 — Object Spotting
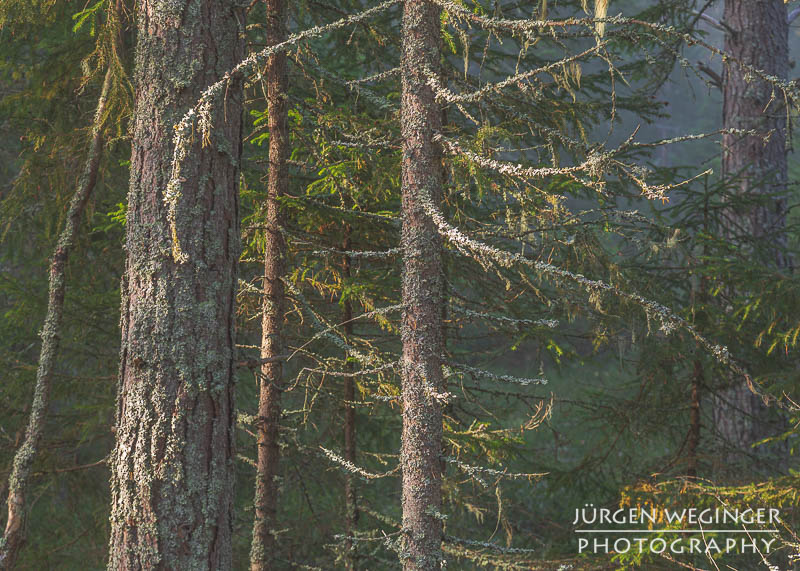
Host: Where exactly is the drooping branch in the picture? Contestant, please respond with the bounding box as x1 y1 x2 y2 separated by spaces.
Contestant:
300 56 396 111
319 447 400 480
423 42 608 104
165 0 401 263
437 132 711 202
414 182 796 413
430 0 599 34
284 280 402 365
431 0 799 103
0 67 112 570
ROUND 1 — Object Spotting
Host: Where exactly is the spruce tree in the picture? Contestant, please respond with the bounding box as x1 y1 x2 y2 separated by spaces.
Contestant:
251 0 289 567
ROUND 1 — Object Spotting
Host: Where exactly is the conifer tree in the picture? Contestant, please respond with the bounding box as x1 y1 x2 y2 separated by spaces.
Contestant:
399 0 445 568
106 1 244 567
712 0 791 471
4 0 800 568
251 0 289 567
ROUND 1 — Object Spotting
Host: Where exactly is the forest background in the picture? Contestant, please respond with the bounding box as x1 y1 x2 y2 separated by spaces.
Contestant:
1 0 800 569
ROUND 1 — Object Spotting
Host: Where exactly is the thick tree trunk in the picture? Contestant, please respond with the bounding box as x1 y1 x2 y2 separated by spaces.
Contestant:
714 0 789 472
250 0 288 567
342 230 358 570
721 0 789 263
0 68 112 571
400 1 444 569
107 1 244 568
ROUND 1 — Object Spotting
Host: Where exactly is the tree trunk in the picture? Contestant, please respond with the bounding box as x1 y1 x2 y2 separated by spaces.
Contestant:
251 0 288 567
687 359 702 478
342 229 358 570
0 68 112 571
714 0 789 472
400 1 444 569
107 1 244 568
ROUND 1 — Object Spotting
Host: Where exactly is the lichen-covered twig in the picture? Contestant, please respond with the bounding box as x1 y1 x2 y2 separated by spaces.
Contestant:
445 457 547 489
311 246 401 260
415 182 797 413
423 42 607 105
450 305 558 329
447 362 549 387
319 447 400 480
0 68 112 570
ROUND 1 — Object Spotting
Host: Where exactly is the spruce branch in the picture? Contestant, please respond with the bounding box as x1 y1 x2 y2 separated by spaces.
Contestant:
414 183 797 413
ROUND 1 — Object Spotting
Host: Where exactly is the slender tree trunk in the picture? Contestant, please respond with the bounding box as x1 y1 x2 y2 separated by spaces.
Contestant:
107 1 244 567
687 230 708 480
687 360 702 478
342 228 358 570
251 0 288 567
400 1 444 568
714 0 789 472
0 68 112 571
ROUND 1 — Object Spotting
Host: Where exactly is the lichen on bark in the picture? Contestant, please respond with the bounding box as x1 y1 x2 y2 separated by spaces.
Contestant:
400 1 446 569
107 1 245 568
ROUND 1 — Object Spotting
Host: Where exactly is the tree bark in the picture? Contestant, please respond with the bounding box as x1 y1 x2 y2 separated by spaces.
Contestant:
714 0 789 472
721 0 789 265
400 1 444 568
0 68 112 571
250 0 288 567
107 1 244 568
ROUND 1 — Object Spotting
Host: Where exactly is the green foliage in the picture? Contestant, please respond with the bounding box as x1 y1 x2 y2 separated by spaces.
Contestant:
2 0 798 568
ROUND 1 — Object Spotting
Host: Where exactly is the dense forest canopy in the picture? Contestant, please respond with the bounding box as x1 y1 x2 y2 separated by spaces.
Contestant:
1 0 799 569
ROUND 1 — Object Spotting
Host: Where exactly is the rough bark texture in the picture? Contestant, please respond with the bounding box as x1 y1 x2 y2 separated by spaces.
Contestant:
250 0 288 567
713 0 789 472
0 68 112 571
107 1 244 568
400 1 444 568
342 230 358 570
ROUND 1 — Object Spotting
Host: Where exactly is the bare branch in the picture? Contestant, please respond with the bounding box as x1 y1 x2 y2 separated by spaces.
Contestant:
691 10 734 34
